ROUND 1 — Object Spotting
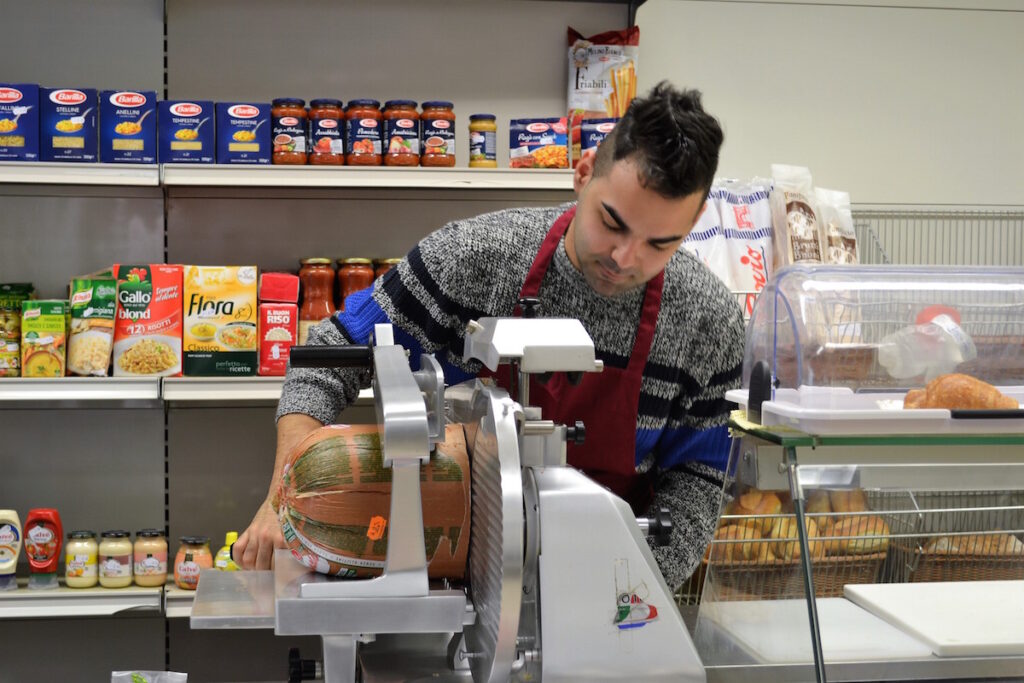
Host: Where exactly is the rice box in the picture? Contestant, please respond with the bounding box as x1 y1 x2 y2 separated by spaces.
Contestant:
258 302 297 376
20 299 67 378
99 90 157 164
183 266 258 376
0 84 39 160
113 264 183 377
216 103 271 164
0 283 34 377
159 100 214 164
67 275 116 377
40 87 97 162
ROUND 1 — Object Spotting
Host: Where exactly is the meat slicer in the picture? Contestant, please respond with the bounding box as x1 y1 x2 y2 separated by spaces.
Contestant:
191 309 706 683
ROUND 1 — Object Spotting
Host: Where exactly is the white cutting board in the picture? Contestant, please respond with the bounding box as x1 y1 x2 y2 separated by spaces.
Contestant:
845 581 1024 657
702 598 933 663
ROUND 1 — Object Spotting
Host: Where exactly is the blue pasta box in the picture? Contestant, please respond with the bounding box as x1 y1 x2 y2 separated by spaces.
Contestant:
216 102 271 164
100 90 157 164
0 84 39 160
508 117 569 169
40 87 97 162
580 118 618 155
159 100 214 163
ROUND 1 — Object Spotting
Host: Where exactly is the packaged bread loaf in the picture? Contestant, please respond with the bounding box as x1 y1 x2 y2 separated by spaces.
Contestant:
277 423 471 579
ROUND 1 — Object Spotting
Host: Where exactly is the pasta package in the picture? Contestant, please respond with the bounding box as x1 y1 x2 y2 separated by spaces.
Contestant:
67 274 116 377
112 264 183 377
277 423 471 579
509 118 569 169
0 283 34 377
99 90 157 164
567 26 639 166
183 266 258 376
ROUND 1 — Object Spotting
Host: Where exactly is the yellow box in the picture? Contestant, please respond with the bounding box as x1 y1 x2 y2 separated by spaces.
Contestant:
183 266 258 376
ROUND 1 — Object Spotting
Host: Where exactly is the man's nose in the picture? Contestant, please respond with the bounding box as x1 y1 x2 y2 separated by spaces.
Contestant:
611 238 639 271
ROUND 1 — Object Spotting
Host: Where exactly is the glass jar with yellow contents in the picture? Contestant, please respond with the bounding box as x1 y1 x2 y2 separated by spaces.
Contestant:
468 114 497 168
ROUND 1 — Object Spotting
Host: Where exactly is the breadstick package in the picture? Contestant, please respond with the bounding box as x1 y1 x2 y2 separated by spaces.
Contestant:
567 26 639 167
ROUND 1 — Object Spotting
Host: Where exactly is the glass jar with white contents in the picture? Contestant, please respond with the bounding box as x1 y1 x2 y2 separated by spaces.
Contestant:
98 530 133 588
65 530 98 588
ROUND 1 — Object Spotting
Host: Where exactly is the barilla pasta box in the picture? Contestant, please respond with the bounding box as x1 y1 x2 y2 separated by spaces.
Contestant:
0 84 39 160
216 103 271 164
508 118 568 169
159 100 214 163
258 303 297 376
183 266 258 376
580 118 618 155
40 87 97 162
100 90 157 164
112 264 183 377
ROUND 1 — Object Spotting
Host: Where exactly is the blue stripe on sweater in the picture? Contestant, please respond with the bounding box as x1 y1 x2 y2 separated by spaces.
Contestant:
639 424 730 471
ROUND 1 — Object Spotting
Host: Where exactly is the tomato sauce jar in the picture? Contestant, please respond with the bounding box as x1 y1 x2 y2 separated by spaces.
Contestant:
308 99 345 165
421 101 456 167
299 258 336 345
271 98 307 165
374 258 402 279
383 100 420 166
345 99 382 165
337 258 376 311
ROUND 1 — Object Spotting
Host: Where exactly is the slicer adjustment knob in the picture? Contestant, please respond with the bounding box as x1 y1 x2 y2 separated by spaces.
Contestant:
518 297 542 318
651 507 673 547
566 421 585 445
288 648 319 682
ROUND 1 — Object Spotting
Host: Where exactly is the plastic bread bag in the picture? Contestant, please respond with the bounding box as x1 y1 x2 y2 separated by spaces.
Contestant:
680 193 723 274
111 672 187 683
769 164 824 267
815 187 859 265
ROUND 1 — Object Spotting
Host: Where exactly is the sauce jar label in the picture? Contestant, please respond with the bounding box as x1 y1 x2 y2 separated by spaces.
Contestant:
67 553 97 578
422 119 455 157
385 117 420 155
347 117 381 156
100 553 132 578
135 552 167 575
310 118 345 155
177 559 201 588
469 130 496 162
272 115 307 154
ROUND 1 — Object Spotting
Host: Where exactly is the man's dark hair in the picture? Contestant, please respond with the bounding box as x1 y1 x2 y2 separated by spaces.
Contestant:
592 81 723 199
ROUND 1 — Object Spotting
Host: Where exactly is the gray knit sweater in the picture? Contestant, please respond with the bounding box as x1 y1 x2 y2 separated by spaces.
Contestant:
278 204 745 589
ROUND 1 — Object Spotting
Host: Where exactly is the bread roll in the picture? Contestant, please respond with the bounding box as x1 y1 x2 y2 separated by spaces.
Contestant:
829 515 889 555
729 489 783 534
925 533 1024 555
708 524 774 562
769 517 825 561
829 489 868 514
806 490 834 537
903 373 1018 410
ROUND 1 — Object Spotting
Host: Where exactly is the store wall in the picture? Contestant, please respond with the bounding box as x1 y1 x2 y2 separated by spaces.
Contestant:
636 0 1024 206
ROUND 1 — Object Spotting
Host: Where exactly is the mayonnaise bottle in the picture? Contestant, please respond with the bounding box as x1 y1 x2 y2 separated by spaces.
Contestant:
0 510 21 591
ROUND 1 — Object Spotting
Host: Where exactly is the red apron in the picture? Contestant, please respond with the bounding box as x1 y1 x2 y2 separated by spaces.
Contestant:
495 206 664 514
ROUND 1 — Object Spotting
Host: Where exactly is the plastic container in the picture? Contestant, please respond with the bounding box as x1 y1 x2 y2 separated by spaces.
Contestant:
468 114 497 168
215 531 239 571
133 529 168 587
99 530 133 588
65 530 98 588
0 510 21 591
25 508 62 590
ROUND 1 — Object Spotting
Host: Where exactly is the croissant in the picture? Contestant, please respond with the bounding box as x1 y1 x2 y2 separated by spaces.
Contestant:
904 373 1018 410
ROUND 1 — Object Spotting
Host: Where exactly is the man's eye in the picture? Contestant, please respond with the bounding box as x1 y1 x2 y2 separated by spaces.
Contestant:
649 242 668 252
604 220 623 232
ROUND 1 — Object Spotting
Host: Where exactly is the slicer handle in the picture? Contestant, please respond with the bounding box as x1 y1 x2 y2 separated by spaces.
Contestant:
638 507 673 547
566 420 585 445
289 345 373 368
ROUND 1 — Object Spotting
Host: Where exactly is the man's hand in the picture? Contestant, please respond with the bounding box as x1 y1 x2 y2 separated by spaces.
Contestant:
235 412 324 569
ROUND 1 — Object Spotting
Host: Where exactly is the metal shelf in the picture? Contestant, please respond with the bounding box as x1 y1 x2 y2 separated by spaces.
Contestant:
0 377 161 405
164 583 196 619
161 164 574 191
162 377 373 405
0 161 159 186
0 581 162 618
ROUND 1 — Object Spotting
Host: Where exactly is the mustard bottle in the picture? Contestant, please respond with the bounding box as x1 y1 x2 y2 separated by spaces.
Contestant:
215 531 239 571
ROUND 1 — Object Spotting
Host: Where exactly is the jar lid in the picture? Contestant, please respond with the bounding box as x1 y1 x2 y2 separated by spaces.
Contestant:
469 114 496 121
272 98 306 107
378 258 403 265
422 101 454 109
300 257 333 265
180 535 209 545
347 99 381 109
310 99 343 108
384 99 418 109
137 529 164 538
68 530 95 539
341 258 374 265
101 530 130 538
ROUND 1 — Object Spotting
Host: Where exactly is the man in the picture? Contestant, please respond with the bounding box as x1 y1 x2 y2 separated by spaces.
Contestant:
236 81 745 590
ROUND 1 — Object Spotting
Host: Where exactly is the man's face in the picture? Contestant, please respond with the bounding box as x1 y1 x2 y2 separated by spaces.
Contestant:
567 153 707 297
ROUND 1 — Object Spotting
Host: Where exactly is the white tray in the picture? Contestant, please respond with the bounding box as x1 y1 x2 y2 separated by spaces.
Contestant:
728 386 1024 436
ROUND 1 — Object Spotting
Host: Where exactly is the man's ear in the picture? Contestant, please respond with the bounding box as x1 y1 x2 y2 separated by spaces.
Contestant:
573 147 598 193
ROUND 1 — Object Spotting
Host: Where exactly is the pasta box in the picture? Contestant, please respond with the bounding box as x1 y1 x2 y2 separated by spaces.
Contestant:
159 100 214 164
216 102 271 164
508 118 568 168
99 90 157 164
40 87 97 162
183 265 258 376
0 83 39 160
580 118 618 155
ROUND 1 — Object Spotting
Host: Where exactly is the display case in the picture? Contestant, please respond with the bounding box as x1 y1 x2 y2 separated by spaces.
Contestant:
697 265 1024 683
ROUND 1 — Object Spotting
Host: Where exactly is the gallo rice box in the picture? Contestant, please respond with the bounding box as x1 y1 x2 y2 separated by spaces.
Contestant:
183 266 258 376
112 264 183 377
0 83 39 160
159 100 214 163
40 87 97 162
100 90 157 163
